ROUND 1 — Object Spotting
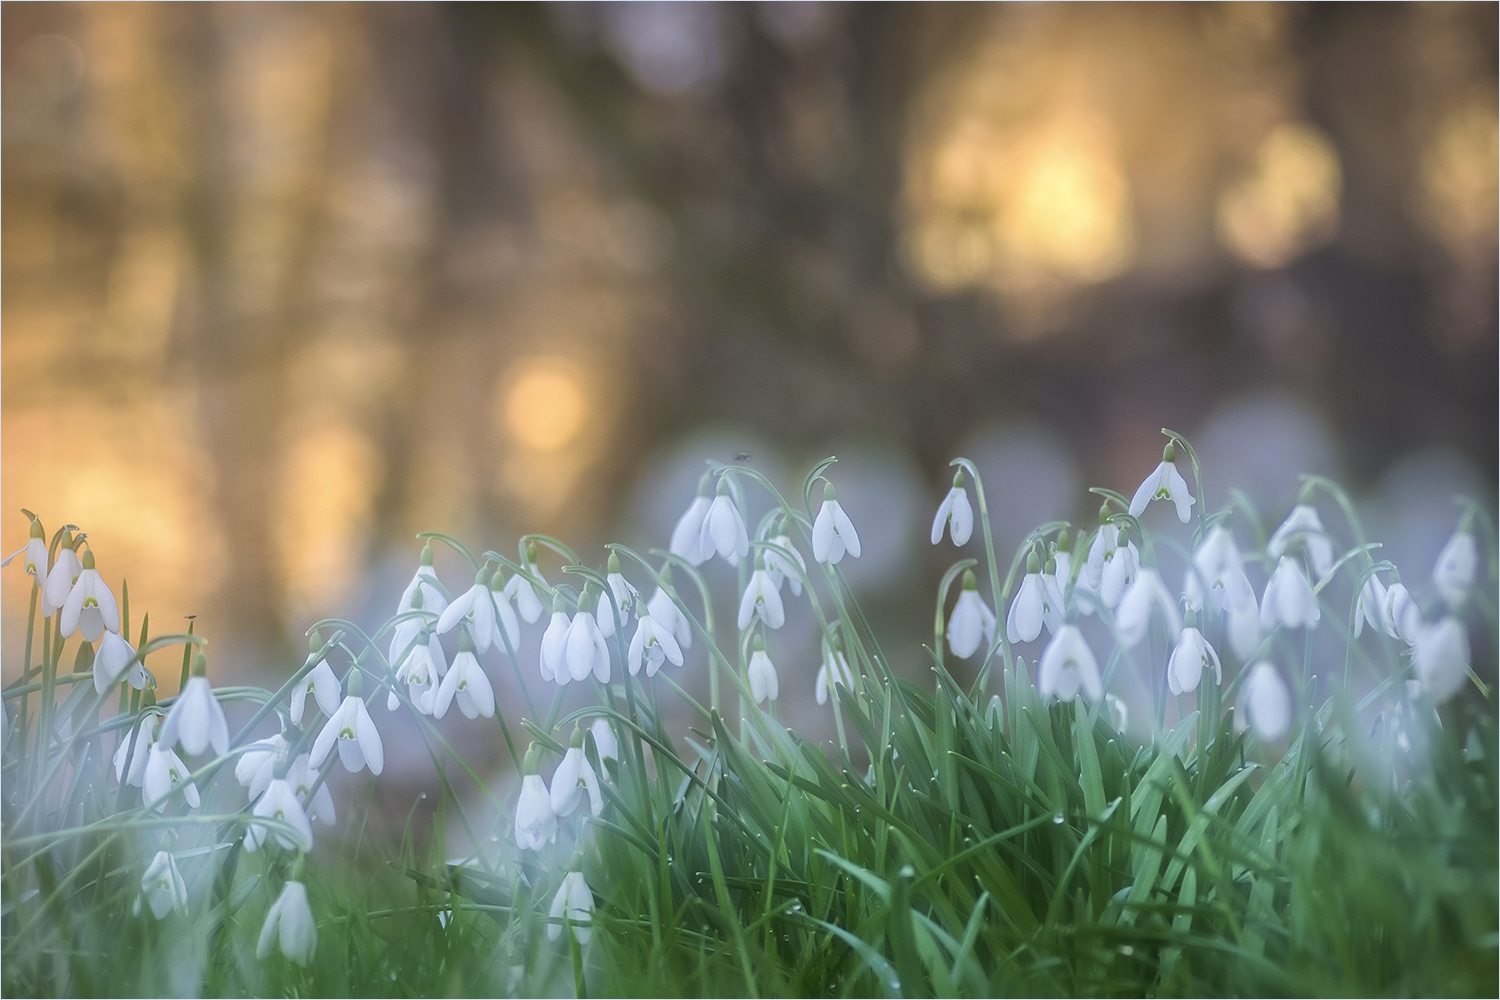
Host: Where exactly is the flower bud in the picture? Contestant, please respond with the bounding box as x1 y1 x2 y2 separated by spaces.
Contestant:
951 469 965 489
608 552 622 575
81 548 96 571
345 668 363 698
569 727 585 749
1163 441 1176 463
823 482 836 502
1026 551 1041 574
29 518 45 540
191 652 207 678
962 569 978 591
523 744 540 775
420 543 435 567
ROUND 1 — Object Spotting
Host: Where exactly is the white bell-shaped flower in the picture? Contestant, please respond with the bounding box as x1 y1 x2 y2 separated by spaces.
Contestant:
1353 573 1391 639
947 570 995 659
1236 662 1292 741
41 533 82 618
236 733 289 800
563 592 611 684
1260 556 1320 631
1183 526 1254 614
391 630 445 714
94 629 146 693
627 605 683 678
540 597 571 683
647 569 693 651
1432 529 1477 610
1167 623 1221 696
1267 503 1335 583
931 470 974 546
764 534 807 596
811 482 861 565
286 753 336 826
670 473 714 566
748 637 779 704
1098 537 1139 610
1384 583 1422 645
1007 553 1048 644
310 673 383 775
139 850 188 920
600 553 637 636
551 736 604 818
115 718 154 787
503 543 548 624
1115 568 1182 649
437 569 500 654
433 630 496 720
590 719 619 766
515 755 558 850
245 777 315 853
548 871 595 945
815 643 854 705
290 652 341 727
60 549 120 642
1128 442 1195 523
144 742 200 810
1038 625 1102 702
699 480 750 566
1226 600 1262 661
1415 617 1470 704
1105 693 1129 733
1084 512 1117 589
257 880 317 965
737 563 786 631
10 518 48 583
397 544 449 617
159 662 230 758
488 569 523 651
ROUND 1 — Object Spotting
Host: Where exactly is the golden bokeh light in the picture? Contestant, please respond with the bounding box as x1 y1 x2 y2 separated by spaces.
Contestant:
499 359 590 452
1216 122 1342 269
1415 95 1499 263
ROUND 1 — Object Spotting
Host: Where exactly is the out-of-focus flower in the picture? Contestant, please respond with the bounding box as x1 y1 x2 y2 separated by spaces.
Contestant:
548 871 595 945
1415 617 1470 704
1268 504 1335 583
1236 662 1292 741
94 629 146 693
1385 583 1422 645
245 778 315 853
159 661 229 758
138 851 188 920
551 735 604 818
504 542 548 624
515 751 558 850
931 470 974 546
1432 529 1478 610
1038 626 1102 702
144 742 200 810
627 605 683 678
816 642 854 705
290 651 341 727
737 563 786 630
257 880 317 965
1167 625 1221 696
1260 556 1320 630
236 733 289 800
433 629 495 720
1354 573 1391 639
590 719 619 767
670 472 714 566
287 754 336 827
1116 569 1182 649
764 534 807 596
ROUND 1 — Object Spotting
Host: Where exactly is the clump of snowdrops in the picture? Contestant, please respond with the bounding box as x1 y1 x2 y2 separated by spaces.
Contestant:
3 432 1496 997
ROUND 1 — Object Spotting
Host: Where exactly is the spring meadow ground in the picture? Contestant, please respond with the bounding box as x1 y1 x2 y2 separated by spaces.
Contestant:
2 436 1496 997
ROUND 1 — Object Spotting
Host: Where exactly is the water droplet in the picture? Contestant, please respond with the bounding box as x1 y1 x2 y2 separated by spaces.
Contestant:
1119 944 1134 956
1052 813 1065 825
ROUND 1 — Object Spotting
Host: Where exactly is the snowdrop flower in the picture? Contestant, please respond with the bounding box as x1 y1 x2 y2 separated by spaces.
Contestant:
588 583 621 639
748 635 779 704
1260 556 1320 630
286 754 336 826
1167 620 1221 696
1007 553 1048 644
41 530 82 617
1115 568 1182 649
310 671 384 775
763 533 807 596
1183 526 1256 615
257 878 317 965
8 517 48 583
737 560 786 630
1098 536 1139 610
159 657 229 758
1105 693 1129 733
1084 507 1117 589
947 570 995 659
489 568 523 650
1415 617 1470 704
647 567 693 650
290 644 341 727
603 553 638 631
1128 442 1195 523
590 719 619 767
144 742 200 809
235 733 289 799
391 629 444 714
540 595 571 684
1236 662 1292 741
245 777 315 853
1226 600 1263 662
564 592 611 684
503 542 548 624
438 568 501 654
1432 528 1477 610
815 641 854 705
548 871 595 945
931 469 974 546
60 548 120 642
137 850 189 920
114 717 154 788
94 629 146 693
1038 625 1102 702
1384 583 1422 645
1050 530 1073 593
627 601 683 677
1353 573 1391 639
398 544 449 617
812 482 861 565
670 471 714 566
551 730 604 818
699 477 750 565
1267 503 1335 583
514 748 558 850
433 628 496 720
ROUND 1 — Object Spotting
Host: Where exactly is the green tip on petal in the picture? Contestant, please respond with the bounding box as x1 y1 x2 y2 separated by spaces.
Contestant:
823 481 836 501
569 727 585 749
420 543 434 566
607 552 621 574
191 652 207 678
962 569 978 591
1026 551 1041 574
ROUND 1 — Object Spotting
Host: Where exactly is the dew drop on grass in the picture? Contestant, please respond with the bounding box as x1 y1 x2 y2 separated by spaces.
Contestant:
1053 812 1065 824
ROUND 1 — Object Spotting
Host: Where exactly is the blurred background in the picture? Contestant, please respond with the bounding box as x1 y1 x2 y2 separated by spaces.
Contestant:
4 2 1496 814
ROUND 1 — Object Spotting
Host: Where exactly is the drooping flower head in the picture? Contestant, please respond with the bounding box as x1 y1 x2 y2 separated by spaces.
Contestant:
437 566 501 654
548 870 595 945
515 746 558 851
1260 556 1320 631
94 629 147 694
1038 625 1102 702
931 468 974 547
1007 551 1048 645
1236 662 1292 741
563 590 611 684
245 777 315 853
138 850 188 920
310 670 384 775
60 547 120 643
7 515 48 584
812 482 861 565
291 632 341 727
503 541 548 625
947 570 996 660
627 598 683 678
737 557 786 631
257 873 317 966
1267 501 1335 584
1167 616 1222 696
433 627 496 720
159 655 229 758
1128 441 1195 523
815 637 854 705
1432 526 1478 610
763 530 807 597
646 564 693 651
398 543 449 617
748 634 779 704
1415 617 1470 704
699 476 750 566
670 471 714 566
551 728 604 818
41 527 82 618
1115 568 1182 649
